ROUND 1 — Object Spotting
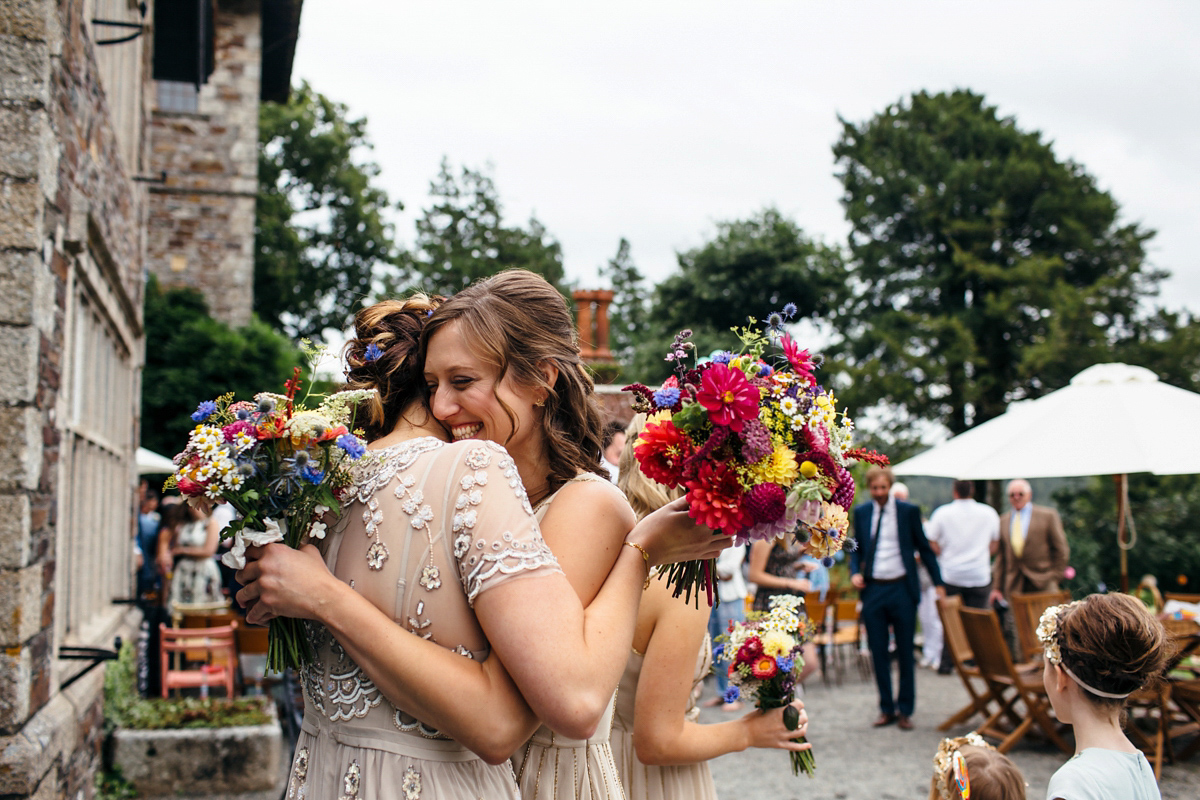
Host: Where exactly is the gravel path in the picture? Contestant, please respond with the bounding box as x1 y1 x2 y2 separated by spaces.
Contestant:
190 661 1200 799
701 662 1200 800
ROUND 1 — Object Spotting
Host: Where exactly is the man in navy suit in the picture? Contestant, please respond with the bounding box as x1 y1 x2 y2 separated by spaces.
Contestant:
850 466 944 730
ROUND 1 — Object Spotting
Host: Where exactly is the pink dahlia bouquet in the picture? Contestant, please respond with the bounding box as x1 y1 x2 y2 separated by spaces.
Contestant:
625 306 888 605
166 367 374 672
715 594 817 777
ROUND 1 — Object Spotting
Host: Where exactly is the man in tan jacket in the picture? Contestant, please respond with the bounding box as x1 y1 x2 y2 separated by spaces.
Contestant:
988 479 1069 657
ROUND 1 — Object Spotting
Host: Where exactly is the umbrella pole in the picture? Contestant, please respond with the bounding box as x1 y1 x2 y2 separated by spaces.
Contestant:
1115 473 1129 593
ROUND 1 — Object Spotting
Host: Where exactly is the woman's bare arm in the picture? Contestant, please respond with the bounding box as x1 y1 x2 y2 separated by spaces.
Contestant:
632 579 810 765
747 540 809 593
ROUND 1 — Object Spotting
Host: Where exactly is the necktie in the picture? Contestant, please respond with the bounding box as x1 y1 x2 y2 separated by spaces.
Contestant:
865 504 884 580
1011 512 1025 558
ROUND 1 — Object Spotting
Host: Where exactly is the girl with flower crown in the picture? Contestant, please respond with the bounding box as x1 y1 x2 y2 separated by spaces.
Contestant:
928 734 1025 800
1036 593 1171 800
236 287 726 800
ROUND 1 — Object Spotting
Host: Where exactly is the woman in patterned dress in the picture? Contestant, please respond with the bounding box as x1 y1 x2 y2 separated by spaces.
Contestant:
238 291 724 799
610 415 811 800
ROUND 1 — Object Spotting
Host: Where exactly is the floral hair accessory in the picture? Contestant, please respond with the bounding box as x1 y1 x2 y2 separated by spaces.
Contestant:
364 342 384 362
1036 601 1132 699
933 733 990 800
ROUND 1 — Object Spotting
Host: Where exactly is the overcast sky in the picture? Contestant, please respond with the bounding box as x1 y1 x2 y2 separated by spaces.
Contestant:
291 1 1200 314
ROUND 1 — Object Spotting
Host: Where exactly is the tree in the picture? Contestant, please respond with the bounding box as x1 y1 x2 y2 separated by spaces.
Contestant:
141 277 304 459
623 208 845 382
405 159 565 296
598 238 650 364
829 89 1162 440
255 81 403 340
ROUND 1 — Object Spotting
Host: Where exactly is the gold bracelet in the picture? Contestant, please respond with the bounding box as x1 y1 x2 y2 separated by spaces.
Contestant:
623 541 652 588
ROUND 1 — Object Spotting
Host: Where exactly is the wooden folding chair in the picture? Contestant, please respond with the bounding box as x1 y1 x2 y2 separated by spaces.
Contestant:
827 597 868 683
958 607 1072 754
935 595 1016 732
1010 589 1071 663
804 591 835 685
160 622 239 698
235 622 273 695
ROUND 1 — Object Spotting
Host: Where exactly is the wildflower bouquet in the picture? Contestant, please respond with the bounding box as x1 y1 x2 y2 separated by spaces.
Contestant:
716 594 816 777
624 306 887 605
167 368 374 672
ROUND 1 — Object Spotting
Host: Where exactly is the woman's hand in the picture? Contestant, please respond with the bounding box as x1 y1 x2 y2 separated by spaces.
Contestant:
235 544 340 626
790 577 812 593
740 700 811 751
627 497 730 566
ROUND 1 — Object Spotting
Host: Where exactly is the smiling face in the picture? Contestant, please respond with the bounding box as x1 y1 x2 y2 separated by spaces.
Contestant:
424 321 545 459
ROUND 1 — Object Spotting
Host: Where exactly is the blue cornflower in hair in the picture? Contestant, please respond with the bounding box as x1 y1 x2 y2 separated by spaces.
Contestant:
722 685 741 704
364 343 384 362
191 400 217 422
782 302 798 319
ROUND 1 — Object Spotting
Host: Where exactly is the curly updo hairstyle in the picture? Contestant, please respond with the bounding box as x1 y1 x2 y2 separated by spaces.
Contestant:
419 269 606 495
343 293 443 442
1057 592 1173 706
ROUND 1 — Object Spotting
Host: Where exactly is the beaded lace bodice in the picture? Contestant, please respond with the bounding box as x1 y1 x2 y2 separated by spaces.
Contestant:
301 437 560 739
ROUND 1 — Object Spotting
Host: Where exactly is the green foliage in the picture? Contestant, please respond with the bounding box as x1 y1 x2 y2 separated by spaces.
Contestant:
104 638 271 731
141 276 305 458
256 81 403 340
623 208 845 383
95 765 137 800
404 159 566 296
599 237 650 364
1053 474 1200 598
829 89 1162 442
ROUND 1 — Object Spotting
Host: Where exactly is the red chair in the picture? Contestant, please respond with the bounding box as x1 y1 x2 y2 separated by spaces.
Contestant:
159 622 238 698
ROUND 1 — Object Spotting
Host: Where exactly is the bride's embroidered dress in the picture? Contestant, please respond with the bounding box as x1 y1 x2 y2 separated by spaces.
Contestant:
285 438 560 800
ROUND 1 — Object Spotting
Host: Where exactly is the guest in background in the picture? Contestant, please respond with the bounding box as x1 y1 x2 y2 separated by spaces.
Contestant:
704 543 748 711
989 479 1069 659
894 482 943 671
850 466 944 730
166 504 224 607
747 535 819 685
601 419 626 482
926 479 999 674
135 484 163 600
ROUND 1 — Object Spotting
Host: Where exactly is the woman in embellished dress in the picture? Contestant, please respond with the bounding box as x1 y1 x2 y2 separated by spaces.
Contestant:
238 292 725 799
611 416 811 800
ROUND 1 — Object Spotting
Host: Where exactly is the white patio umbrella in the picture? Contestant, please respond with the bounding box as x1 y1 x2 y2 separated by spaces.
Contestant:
892 363 1200 590
136 447 177 475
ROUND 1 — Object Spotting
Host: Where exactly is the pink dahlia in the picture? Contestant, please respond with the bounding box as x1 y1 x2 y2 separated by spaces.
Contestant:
781 334 817 386
685 461 752 533
696 363 760 433
744 482 786 524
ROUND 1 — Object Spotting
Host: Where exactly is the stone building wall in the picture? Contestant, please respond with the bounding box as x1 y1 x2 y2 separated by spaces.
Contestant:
0 1 144 797
146 1 261 328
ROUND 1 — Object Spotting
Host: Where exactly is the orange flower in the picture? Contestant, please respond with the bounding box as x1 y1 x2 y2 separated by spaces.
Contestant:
750 655 778 680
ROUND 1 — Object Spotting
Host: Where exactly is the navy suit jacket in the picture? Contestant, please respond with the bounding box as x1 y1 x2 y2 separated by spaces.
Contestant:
849 499 943 605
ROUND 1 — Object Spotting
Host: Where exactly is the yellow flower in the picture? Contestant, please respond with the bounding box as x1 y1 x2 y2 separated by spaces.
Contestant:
800 460 818 479
747 446 799 485
761 629 796 657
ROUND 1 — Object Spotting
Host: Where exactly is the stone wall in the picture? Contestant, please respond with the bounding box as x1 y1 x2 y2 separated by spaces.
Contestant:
0 1 145 796
146 0 261 328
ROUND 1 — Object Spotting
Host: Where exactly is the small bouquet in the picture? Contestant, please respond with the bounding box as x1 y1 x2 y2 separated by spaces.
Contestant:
624 306 887 604
715 594 816 777
166 367 374 672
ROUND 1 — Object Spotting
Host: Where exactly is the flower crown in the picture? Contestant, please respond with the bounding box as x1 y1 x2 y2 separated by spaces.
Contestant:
933 733 990 800
1035 601 1132 700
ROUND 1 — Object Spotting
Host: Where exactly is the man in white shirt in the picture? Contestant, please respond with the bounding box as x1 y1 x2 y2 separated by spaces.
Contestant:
925 479 1000 673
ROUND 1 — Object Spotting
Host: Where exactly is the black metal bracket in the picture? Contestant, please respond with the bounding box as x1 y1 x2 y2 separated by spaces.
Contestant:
58 637 122 691
92 19 145 46
132 171 168 184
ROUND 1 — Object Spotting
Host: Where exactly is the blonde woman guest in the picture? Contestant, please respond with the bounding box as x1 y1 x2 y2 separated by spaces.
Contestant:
610 414 810 800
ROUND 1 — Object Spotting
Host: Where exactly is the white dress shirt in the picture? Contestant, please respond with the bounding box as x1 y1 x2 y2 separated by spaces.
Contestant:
715 545 747 604
926 498 999 587
870 498 906 580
